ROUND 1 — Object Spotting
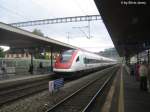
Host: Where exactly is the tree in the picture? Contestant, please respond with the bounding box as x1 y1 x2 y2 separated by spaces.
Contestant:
0 47 5 58
32 29 44 37
98 47 119 59
32 29 45 59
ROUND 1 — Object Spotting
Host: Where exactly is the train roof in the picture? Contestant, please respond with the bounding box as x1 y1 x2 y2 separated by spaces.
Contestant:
62 49 116 62
78 49 116 61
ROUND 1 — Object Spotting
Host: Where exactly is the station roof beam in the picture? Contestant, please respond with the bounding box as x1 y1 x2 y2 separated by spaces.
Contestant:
0 22 78 51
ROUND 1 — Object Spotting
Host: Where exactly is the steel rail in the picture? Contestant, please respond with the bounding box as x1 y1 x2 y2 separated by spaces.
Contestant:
0 74 58 106
45 67 116 112
81 68 116 112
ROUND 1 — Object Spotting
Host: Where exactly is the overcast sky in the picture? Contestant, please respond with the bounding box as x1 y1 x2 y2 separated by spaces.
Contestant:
0 0 114 52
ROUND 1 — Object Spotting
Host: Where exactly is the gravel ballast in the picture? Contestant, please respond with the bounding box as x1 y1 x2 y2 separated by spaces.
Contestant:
0 67 113 112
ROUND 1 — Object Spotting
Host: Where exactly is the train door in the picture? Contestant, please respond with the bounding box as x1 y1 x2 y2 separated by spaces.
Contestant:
79 54 86 70
74 55 82 71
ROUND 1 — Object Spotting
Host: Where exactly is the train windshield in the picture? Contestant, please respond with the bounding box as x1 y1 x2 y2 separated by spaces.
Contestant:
60 50 75 63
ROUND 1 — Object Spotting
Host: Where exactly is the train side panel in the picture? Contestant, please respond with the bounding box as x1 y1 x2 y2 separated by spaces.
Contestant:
53 49 116 78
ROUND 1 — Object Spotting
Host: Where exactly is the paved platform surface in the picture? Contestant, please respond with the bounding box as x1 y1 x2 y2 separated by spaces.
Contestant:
123 67 150 112
0 73 54 91
0 72 53 84
0 74 31 81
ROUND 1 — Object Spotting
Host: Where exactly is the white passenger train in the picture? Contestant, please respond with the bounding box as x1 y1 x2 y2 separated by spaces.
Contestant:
53 49 116 77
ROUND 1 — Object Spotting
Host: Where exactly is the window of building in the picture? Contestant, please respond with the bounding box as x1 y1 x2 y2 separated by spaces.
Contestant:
11 54 13 58
7 54 9 58
21 53 24 57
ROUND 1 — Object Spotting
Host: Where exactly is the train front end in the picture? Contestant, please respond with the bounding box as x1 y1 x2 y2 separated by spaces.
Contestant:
53 49 78 77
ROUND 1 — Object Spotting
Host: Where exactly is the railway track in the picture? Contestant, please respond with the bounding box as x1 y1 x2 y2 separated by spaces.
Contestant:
45 67 117 112
0 74 55 106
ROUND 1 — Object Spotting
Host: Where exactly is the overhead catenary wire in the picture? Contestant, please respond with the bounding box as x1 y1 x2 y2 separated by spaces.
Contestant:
30 0 56 19
0 0 52 22
0 5 28 20
72 0 87 15
0 0 34 21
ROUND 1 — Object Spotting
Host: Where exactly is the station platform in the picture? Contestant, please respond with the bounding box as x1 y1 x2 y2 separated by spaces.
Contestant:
104 65 150 112
0 73 53 89
0 72 52 81
122 66 150 112
0 74 33 81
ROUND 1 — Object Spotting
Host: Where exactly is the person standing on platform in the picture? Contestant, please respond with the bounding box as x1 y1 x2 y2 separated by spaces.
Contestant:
139 62 148 91
1 61 7 75
147 64 150 92
130 64 134 76
28 64 33 74
135 63 140 81
39 62 43 69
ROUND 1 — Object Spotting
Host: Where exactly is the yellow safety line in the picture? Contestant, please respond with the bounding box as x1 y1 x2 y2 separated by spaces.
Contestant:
118 66 124 112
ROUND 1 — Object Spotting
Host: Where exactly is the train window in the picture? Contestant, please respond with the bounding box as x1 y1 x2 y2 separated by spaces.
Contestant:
84 57 87 64
60 50 75 63
76 56 79 62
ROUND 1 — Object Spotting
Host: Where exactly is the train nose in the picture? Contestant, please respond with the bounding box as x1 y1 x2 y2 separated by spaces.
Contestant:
54 49 77 69
54 60 72 69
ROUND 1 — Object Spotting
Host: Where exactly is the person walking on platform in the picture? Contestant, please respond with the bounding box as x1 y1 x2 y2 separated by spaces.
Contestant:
139 62 148 91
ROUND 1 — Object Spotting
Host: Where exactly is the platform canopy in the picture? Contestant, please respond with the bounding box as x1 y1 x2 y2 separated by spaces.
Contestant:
94 0 150 57
0 22 78 51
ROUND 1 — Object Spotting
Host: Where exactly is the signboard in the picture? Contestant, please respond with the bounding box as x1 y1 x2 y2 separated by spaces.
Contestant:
49 81 54 92
54 78 64 90
49 78 64 93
